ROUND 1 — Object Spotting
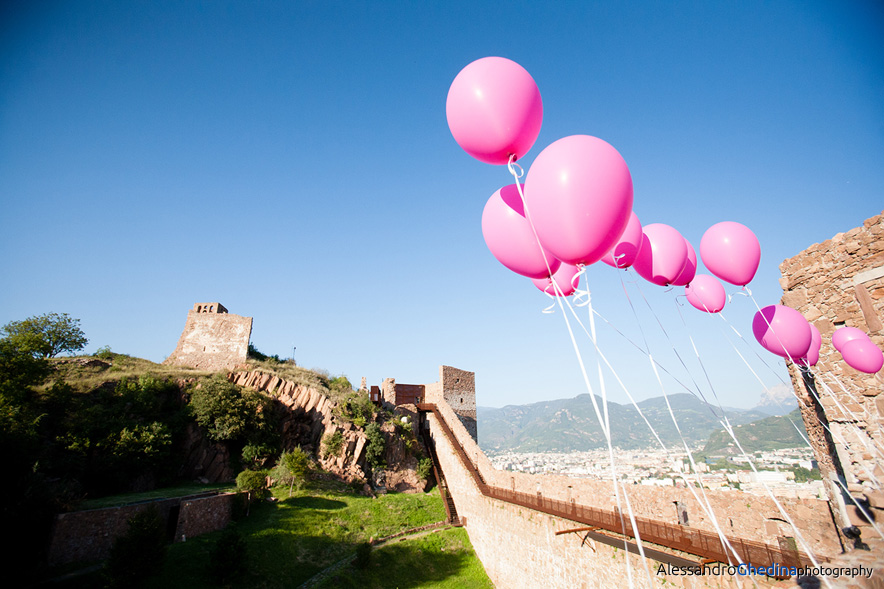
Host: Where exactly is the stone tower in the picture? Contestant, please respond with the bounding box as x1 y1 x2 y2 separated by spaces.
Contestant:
164 302 252 371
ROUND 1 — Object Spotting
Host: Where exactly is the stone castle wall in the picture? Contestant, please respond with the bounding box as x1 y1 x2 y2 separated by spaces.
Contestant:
428 403 840 589
425 392 840 589
779 211 884 534
164 303 252 372
48 493 235 566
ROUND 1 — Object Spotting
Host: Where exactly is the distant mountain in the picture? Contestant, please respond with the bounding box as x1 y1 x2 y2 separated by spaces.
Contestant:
752 383 799 416
702 408 808 455
477 393 769 453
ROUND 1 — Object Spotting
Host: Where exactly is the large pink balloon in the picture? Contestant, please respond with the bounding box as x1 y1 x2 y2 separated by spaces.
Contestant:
832 326 870 352
841 338 884 374
700 222 761 286
523 135 633 266
532 263 580 297
446 57 543 165
752 305 812 360
633 224 689 286
685 274 726 313
481 184 560 279
601 212 642 269
670 239 698 287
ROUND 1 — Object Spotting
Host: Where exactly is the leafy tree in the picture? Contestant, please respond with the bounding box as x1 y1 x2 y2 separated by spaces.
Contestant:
1 312 87 358
104 507 167 588
189 376 269 443
272 447 311 496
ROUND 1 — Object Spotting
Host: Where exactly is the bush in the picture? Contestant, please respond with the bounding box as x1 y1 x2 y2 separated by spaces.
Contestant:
236 469 269 515
417 457 433 481
189 376 270 443
242 443 275 469
93 345 114 360
209 526 247 583
322 430 344 458
272 447 310 496
104 507 167 588
364 423 385 469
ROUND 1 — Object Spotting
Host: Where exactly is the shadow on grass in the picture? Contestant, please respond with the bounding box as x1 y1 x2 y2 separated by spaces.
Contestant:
319 529 492 589
282 496 347 510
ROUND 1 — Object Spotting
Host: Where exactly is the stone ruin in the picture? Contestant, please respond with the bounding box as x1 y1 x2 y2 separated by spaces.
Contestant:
163 302 252 372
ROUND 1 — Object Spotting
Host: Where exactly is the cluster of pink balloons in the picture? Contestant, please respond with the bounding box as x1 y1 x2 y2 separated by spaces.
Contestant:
833 327 884 374
751 306 883 374
448 57 764 307
448 57 880 377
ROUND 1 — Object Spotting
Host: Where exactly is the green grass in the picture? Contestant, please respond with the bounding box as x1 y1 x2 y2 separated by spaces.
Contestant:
47 354 215 392
319 527 494 589
52 478 491 588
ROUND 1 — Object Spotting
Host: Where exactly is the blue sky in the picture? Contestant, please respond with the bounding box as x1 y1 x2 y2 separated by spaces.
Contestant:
2 1 882 409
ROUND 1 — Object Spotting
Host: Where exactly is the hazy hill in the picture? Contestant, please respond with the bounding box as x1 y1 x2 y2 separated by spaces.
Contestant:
478 393 769 453
702 408 808 455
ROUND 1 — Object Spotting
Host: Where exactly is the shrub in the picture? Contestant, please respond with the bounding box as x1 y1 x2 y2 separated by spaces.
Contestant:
322 430 344 458
93 345 114 360
104 506 167 588
417 457 433 481
272 447 311 496
209 526 247 583
242 443 275 469
364 423 385 469
236 469 269 515
189 376 270 443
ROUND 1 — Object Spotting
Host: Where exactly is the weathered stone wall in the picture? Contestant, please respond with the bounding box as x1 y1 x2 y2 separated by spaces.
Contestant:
424 365 477 442
164 304 252 371
779 211 884 535
48 493 235 566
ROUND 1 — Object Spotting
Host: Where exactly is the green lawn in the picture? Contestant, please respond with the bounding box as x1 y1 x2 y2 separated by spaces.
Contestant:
54 478 491 588
318 527 494 589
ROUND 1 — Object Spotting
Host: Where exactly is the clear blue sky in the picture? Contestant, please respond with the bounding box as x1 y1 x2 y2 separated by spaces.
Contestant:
2 1 882 409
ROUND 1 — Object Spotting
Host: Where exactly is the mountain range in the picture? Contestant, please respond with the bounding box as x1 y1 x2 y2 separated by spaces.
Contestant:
477 393 801 453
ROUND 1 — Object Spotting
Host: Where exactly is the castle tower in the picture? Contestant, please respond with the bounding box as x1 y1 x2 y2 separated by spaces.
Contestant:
164 302 252 371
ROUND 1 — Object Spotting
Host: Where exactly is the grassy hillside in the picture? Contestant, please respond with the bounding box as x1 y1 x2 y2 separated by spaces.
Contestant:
702 408 808 455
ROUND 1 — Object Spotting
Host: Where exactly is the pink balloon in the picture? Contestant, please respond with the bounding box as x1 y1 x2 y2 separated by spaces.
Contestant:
446 57 543 165
832 326 871 352
700 222 761 286
841 338 884 374
523 135 633 266
752 305 812 360
799 324 822 367
601 212 643 269
633 224 689 286
685 274 726 313
532 263 580 297
670 239 698 287
481 184 560 279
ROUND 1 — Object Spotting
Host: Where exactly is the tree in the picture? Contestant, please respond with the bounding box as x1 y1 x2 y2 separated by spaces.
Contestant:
364 422 386 469
188 376 269 443
1 312 88 358
272 447 311 496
